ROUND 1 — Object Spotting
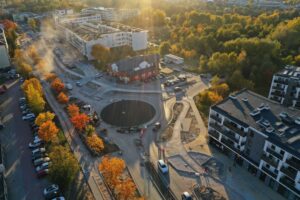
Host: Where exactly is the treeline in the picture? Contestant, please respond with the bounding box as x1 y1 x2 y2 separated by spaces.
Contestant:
159 9 300 94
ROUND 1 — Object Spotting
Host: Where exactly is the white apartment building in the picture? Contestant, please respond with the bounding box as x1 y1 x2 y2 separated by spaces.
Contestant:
81 7 139 22
268 66 300 109
54 9 74 16
0 25 10 69
53 13 102 25
58 22 147 60
208 89 300 200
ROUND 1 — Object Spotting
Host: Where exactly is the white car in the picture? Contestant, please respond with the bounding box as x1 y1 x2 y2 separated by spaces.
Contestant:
157 159 168 174
43 184 59 196
52 197 65 200
28 140 43 149
22 113 35 120
181 192 193 200
32 147 46 155
36 162 51 172
34 157 50 167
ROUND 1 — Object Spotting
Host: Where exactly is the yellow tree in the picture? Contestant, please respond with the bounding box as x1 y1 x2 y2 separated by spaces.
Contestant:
25 84 45 113
22 78 43 95
17 62 32 78
28 18 37 30
38 120 59 142
91 44 110 64
86 134 104 154
35 112 55 126
115 178 137 200
98 156 125 187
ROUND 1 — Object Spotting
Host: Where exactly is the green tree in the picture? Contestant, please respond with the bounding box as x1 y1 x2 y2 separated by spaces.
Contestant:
49 146 79 191
159 41 171 55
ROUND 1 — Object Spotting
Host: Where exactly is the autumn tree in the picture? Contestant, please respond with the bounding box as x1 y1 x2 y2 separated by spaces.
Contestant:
85 125 95 136
159 41 171 55
115 178 137 200
91 44 110 64
44 73 57 82
57 92 69 104
28 18 37 30
67 104 79 117
70 113 90 131
99 156 125 187
17 62 32 78
49 146 79 191
25 84 45 113
86 134 104 154
22 78 43 95
51 78 65 93
35 111 55 126
38 120 59 142
27 45 40 64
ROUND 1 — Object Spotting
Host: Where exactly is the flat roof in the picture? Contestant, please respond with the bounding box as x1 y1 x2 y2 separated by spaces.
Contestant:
212 89 300 156
275 65 300 80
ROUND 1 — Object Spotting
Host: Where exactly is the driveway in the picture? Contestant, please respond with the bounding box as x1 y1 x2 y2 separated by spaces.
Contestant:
0 80 48 200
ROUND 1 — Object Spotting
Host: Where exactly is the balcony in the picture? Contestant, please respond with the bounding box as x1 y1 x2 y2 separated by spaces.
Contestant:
261 154 278 168
286 157 300 171
274 79 288 85
210 123 239 143
262 166 277 179
266 147 283 160
280 166 298 180
208 130 219 139
272 84 284 90
220 137 235 150
280 176 300 196
271 90 285 97
210 114 222 123
223 121 247 137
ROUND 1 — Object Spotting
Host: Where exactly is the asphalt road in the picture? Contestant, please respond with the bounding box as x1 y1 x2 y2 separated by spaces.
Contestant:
0 79 48 200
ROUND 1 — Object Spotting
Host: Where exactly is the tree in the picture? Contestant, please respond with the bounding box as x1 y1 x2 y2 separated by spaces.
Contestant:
86 134 104 154
22 78 43 95
35 111 55 126
70 113 90 131
99 156 125 187
27 45 40 64
38 120 59 142
49 146 79 191
51 78 65 93
67 104 80 117
85 125 95 136
17 62 32 78
28 18 37 30
159 41 171 55
57 92 69 104
227 70 254 91
91 44 110 64
115 178 137 200
44 73 57 82
25 84 45 113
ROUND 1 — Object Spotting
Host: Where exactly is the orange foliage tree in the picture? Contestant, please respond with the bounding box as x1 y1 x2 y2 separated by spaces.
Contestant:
44 73 57 82
57 92 69 104
38 121 59 142
67 104 80 117
51 78 64 93
98 156 125 187
86 134 104 154
35 111 55 126
70 113 90 131
115 178 137 200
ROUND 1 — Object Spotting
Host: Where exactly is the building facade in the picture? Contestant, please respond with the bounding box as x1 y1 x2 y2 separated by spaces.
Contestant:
208 89 300 200
0 25 10 69
53 13 102 25
81 7 139 22
268 66 300 109
108 54 160 83
59 22 147 60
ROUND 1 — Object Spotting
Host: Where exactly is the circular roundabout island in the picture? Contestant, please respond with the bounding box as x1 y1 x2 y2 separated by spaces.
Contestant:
100 100 156 127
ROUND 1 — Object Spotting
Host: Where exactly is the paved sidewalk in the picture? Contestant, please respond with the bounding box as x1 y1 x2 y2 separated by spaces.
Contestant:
43 83 112 200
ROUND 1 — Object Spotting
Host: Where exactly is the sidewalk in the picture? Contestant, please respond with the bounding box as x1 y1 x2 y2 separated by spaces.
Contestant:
43 83 112 200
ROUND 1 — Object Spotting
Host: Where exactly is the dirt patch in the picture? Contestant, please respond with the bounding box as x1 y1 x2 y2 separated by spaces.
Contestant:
181 108 201 143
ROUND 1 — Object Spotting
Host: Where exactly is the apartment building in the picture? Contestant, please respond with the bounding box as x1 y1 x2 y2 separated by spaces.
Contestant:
81 7 139 22
208 89 300 200
53 13 102 25
268 66 300 109
0 25 10 69
58 22 147 60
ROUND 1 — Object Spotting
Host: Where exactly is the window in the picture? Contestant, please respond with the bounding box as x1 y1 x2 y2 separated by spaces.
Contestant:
271 145 275 150
249 131 254 137
266 164 270 168
280 150 284 155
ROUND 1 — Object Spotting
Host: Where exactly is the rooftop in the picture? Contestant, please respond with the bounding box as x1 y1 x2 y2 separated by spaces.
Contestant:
275 65 300 80
212 89 300 156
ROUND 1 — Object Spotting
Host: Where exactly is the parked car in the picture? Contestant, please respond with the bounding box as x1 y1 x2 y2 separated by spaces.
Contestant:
36 162 51 172
32 152 48 161
95 73 103 78
181 192 193 200
22 113 35 120
32 147 46 155
34 157 50 167
29 140 44 149
157 159 168 174
51 197 65 200
43 184 60 199
152 122 161 132
37 168 49 178
76 81 83 87
174 86 182 92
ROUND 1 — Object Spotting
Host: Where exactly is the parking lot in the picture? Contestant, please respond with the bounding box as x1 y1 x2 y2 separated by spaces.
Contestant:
0 80 48 200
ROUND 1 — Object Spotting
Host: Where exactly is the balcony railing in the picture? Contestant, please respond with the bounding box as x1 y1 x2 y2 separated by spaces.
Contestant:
266 148 283 160
280 166 297 180
262 166 277 179
261 154 278 168
210 123 238 143
220 137 235 150
223 121 247 137
271 91 285 97
274 79 288 85
208 130 219 139
286 157 300 171
210 114 222 123
272 84 284 90
280 176 300 195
